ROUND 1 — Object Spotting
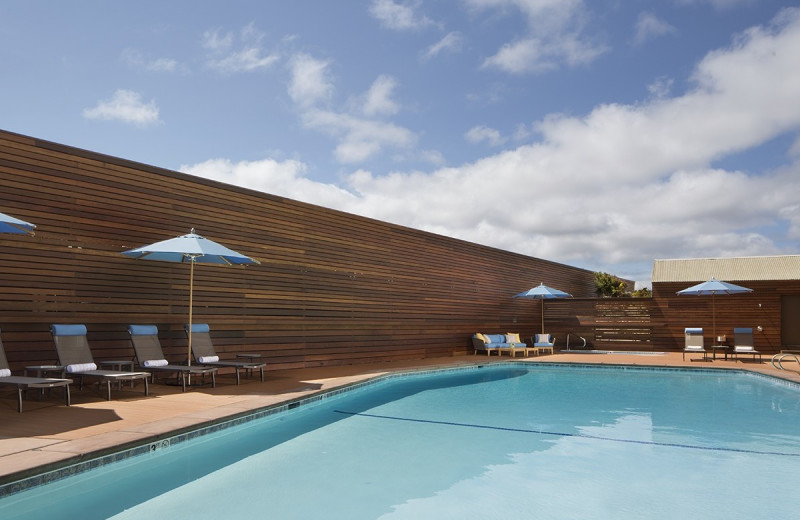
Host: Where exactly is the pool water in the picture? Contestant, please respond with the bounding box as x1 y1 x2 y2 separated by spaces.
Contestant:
2 364 800 519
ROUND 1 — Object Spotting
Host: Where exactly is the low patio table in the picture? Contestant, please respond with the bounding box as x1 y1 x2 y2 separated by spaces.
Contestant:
710 345 729 360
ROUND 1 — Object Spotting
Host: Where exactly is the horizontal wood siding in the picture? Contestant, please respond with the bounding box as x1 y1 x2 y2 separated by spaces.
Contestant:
651 281 797 353
0 130 597 372
534 285 798 354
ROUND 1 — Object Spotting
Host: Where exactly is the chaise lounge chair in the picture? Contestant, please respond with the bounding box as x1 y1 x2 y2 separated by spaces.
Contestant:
733 327 761 361
128 325 217 392
0 327 72 413
185 324 265 385
683 327 706 361
51 324 150 400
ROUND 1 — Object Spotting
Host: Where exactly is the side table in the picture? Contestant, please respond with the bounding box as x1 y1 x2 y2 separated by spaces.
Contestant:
98 360 135 389
25 365 66 378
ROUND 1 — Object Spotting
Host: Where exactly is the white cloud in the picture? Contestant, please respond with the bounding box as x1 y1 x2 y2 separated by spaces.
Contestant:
647 76 674 99
472 0 608 74
287 53 334 108
369 0 435 31
422 32 465 61
203 24 279 74
465 125 506 146
302 109 416 163
287 53 417 164
122 48 184 73
362 75 400 117
188 9 800 283
180 157 357 209
634 12 677 45
82 89 161 127
676 0 757 10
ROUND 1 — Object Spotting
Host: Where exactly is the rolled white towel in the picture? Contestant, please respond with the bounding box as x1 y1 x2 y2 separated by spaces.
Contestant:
197 355 219 363
0 368 11 378
143 359 168 368
67 363 98 373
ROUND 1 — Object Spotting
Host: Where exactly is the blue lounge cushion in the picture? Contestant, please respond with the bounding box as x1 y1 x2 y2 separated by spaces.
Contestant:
186 323 210 334
51 324 87 336
129 324 159 336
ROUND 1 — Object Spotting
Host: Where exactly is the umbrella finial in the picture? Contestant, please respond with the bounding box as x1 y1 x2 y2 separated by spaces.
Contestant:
190 228 195 234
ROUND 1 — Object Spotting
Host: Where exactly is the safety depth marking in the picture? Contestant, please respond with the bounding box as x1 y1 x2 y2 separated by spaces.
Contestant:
333 410 800 458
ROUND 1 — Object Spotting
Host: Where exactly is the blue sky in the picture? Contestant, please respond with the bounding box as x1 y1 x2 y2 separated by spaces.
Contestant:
2 0 800 286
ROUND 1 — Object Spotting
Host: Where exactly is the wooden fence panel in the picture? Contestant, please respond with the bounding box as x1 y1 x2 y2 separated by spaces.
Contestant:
0 130 597 372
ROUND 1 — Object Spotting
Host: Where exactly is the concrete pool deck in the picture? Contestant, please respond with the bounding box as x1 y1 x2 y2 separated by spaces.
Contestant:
1 351 799 485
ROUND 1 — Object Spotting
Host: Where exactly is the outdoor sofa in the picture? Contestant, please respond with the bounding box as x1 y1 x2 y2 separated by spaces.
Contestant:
472 333 535 357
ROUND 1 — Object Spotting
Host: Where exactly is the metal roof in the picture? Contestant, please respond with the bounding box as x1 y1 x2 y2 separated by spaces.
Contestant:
652 255 800 282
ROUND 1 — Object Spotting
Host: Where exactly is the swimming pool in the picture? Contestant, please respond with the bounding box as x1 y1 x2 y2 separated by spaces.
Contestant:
2 363 799 519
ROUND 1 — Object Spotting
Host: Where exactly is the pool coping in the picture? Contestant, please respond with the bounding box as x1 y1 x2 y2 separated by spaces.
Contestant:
2 359 799 498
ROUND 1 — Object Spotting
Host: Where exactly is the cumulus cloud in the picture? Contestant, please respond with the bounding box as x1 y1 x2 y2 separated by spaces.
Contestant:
302 109 416 163
179 157 357 209
361 75 400 117
203 23 279 74
465 125 506 146
474 0 608 74
189 9 800 283
287 53 334 108
634 12 677 45
288 54 416 163
82 89 161 127
647 76 674 99
369 0 435 31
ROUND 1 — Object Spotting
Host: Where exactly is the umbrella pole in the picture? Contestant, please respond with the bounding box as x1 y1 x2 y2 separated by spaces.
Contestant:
541 300 545 335
712 293 716 345
188 258 194 367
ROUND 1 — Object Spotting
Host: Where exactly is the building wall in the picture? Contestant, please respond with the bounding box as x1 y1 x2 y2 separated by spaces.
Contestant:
0 130 597 371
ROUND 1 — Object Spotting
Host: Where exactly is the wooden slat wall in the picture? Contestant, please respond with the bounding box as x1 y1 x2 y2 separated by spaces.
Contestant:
0 129 597 372
539 283 798 353
652 281 796 353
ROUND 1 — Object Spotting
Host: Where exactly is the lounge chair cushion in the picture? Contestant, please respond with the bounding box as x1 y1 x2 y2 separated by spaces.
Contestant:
0 368 10 378
186 323 211 334
67 362 98 373
143 359 169 367
129 324 159 336
51 324 88 336
198 355 219 363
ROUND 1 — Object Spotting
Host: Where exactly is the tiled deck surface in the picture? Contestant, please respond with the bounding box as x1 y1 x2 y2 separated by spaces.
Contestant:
1 351 798 485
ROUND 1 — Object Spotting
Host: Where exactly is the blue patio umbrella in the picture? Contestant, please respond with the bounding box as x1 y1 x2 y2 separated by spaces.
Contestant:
0 211 35 235
121 229 259 365
677 278 753 342
514 283 572 334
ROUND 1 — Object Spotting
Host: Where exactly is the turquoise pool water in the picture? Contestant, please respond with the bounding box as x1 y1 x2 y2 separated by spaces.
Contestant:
2 364 799 519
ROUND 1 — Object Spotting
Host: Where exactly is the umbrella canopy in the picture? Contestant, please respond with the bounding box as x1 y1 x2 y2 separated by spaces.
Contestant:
677 278 753 342
0 211 36 235
514 283 572 334
121 229 259 364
